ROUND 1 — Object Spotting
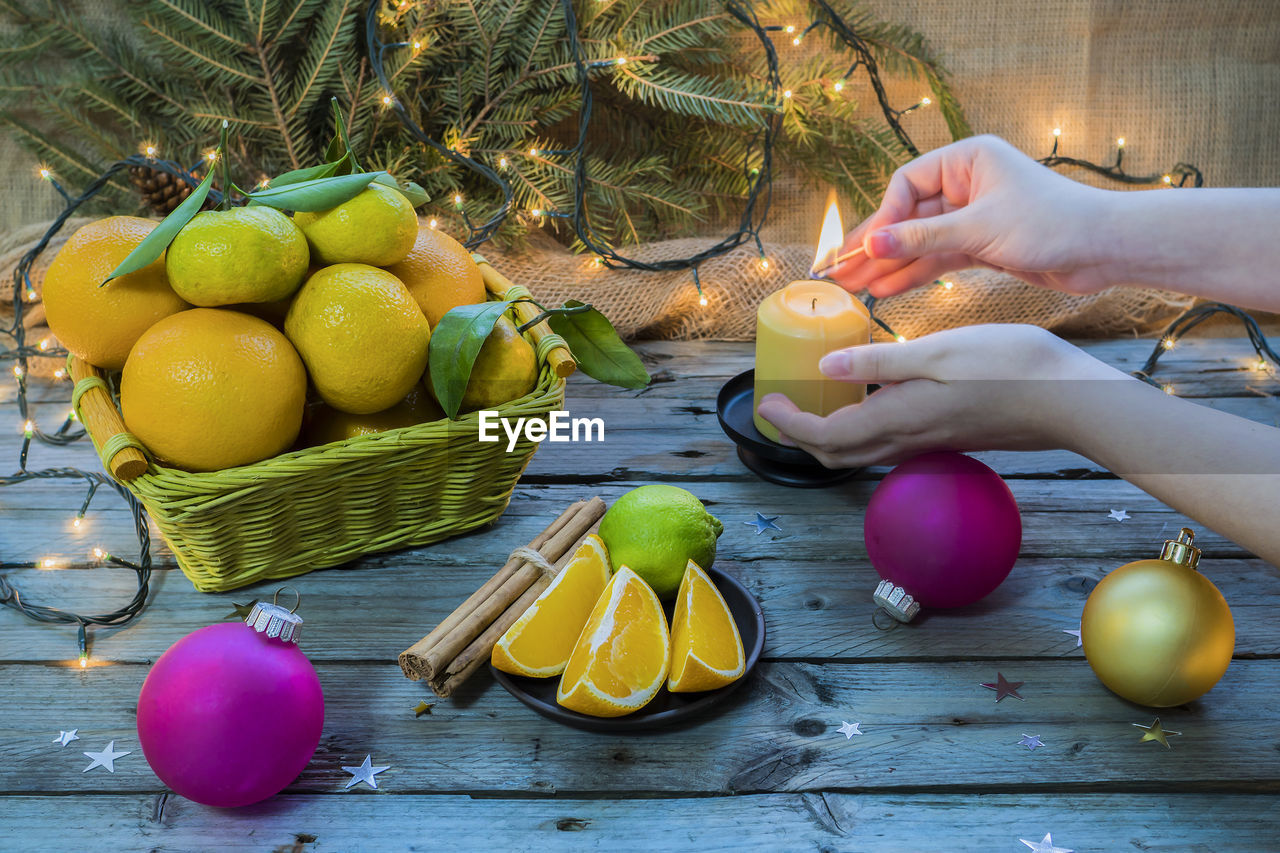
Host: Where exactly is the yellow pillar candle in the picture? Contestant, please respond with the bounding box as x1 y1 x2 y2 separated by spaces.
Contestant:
752 280 871 444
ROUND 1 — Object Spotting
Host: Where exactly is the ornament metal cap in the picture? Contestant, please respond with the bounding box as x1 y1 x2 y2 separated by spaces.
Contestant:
873 579 920 622
1159 527 1201 570
245 587 304 644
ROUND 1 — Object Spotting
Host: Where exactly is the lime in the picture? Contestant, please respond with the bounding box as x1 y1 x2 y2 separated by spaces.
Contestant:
166 206 309 306
598 485 723 599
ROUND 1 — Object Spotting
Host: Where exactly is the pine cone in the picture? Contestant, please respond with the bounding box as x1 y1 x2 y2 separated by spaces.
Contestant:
128 165 212 215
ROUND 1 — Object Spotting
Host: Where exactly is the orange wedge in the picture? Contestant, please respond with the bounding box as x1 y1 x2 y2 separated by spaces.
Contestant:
556 566 670 717
667 560 745 692
491 534 611 677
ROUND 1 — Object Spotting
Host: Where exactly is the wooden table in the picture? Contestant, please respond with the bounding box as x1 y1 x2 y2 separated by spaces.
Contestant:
2 338 1278 851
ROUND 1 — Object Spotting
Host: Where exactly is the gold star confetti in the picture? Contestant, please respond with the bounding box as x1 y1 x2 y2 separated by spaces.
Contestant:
414 701 434 717
980 672 1024 702
1133 717 1181 748
223 599 259 620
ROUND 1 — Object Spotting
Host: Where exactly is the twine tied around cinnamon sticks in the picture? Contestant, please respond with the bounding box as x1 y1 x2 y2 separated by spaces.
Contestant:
399 496 606 697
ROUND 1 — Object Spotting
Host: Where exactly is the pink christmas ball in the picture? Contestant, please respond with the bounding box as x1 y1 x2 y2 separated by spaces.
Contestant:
864 451 1021 609
137 622 324 808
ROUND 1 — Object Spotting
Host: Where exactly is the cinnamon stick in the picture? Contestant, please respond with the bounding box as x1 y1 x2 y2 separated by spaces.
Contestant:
408 499 583 659
398 497 606 685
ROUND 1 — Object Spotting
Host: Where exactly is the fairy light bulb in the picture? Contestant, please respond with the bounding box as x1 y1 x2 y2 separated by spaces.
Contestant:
529 147 539 156
38 167 51 180
698 294 709 307
615 57 626 65
759 258 770 271
25 288 36 301
67 408 78 422
785 25 795 33
453 193 463 206
54 369 66 380
1163 174 1173 184
428 218 438 229
77 624 88 668
920 96 932 106
1255 358 1270 372
498 156 508 168
92 548 105 561
531 208 543 217
40 557 57 569
1162 337 1175 350
73 516 83 529
783 89 792 99
1052 127 1061 138
833 81 844 93
942 280 954 290
382 94 393 105
1117 137 1126 148
895 334 908 343
413 40 422 50
13 364 24 378
1163 383 1176 395
38 337 51 351
23 419 34 436
792 37 801 46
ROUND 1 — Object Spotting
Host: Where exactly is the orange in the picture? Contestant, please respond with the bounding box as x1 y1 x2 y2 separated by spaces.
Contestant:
556 566 670 717
41 216 190 369
667 561 746 692
301 382 444 446
284 263 431 414
120 309 307 472
384 227 486 328
458 314 538 412
492 535 612 678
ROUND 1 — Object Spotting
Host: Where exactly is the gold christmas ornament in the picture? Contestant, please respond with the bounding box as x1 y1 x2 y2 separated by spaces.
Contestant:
1081 528 1234 707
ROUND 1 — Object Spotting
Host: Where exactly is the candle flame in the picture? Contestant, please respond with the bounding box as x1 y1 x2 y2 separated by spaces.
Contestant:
812 193 845 275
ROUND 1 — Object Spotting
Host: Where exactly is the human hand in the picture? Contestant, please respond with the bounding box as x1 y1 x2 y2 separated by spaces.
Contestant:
825 135 1117 298
755 324 1129 468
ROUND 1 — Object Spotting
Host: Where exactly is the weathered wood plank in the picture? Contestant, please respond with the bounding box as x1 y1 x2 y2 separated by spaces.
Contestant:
2 553 1275 665
0 792 1276 852
2 659 1277 795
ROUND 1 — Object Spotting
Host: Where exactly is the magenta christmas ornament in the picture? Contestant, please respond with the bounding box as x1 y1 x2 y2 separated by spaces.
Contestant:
136 590 324 808
865 451 1021 620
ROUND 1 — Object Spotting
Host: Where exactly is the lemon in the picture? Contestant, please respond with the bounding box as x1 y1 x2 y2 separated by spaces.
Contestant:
301 382 444 446
41 216 189 370
598 485 723 599
120 309 307 472
165 206 309 306
458 314 539 412
384 227 486 328
294 183 417 266
284 263 431 414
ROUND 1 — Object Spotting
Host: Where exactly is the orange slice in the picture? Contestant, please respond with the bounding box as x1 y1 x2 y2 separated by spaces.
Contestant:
491 534 611 677
556 566 670 717
667 560 745 692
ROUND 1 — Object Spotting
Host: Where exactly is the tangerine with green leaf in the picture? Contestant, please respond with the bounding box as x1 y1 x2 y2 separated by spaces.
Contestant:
294 183 417 266
165 206 309 306
41 216 190 370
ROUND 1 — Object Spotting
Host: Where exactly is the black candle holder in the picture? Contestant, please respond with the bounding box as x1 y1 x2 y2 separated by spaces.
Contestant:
715 370 863 488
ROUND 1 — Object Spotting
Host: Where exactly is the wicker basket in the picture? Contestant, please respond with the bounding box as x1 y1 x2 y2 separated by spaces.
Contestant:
70 259 575 593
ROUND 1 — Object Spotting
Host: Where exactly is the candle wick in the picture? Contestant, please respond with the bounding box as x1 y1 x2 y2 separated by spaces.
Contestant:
811 297 817 311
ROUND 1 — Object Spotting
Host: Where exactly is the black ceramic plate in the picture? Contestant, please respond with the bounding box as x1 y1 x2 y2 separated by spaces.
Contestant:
490 566 765 732
716 368 862 487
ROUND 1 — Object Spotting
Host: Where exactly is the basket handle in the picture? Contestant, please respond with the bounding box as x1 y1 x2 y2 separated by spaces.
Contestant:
68 356 149 481
473 256 577 379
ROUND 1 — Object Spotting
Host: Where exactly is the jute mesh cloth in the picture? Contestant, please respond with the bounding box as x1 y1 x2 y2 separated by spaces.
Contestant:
3 0 1277 347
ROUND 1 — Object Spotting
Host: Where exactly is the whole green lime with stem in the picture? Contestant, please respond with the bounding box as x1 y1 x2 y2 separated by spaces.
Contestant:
598 485 723 599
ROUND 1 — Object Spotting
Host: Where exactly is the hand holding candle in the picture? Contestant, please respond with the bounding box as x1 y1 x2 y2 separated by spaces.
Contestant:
752 199 870 444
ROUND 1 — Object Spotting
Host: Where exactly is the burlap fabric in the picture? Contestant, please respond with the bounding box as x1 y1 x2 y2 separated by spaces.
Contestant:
4 0 1277 346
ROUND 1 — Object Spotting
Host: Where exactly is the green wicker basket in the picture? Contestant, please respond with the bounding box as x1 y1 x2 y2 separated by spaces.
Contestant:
70 260 573 593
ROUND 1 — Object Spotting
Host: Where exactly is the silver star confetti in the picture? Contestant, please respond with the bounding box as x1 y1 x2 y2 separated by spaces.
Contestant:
1133 718 1181 749
837 720 862 739
343 754 391 790
744 512 781 535
1020 833 1074 853
980 672 1024 702
1018 733 1045 751
52 729 79 747
1108 508 1130 522
1063 626 1082 647
82 740 131 773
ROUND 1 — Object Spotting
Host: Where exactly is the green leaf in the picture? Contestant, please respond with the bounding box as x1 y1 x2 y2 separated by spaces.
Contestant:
428 300 514 419
246 171 383 212
548 301 649 389
268 157 345 189
325 97 359 174
372 173 430 207
101 167 216 285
